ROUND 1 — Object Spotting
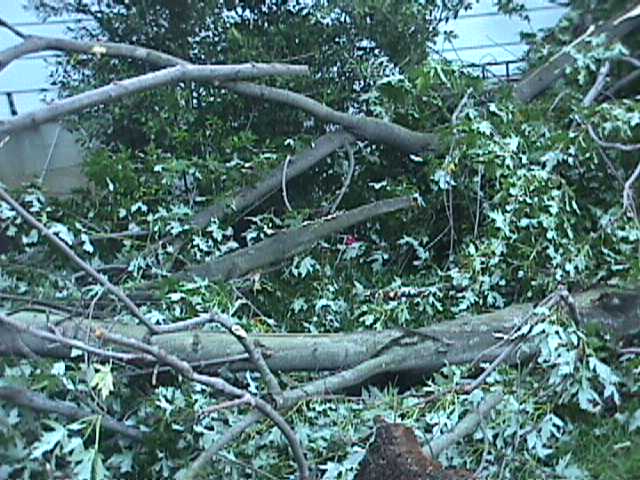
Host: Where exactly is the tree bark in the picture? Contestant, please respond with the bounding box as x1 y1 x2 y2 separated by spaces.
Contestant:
2 287 638 387
190 131 355 228
179 196 416 282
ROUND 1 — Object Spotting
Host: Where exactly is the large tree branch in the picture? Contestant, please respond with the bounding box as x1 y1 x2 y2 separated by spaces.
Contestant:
3 287 638 383
514 1 640 103
192 131 355 228
0 63 308 137
0 25 441 154
0 32 187 73
180 196 416 282
225 82 443 154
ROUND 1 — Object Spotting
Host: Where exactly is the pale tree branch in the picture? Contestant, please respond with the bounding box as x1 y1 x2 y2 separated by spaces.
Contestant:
0 64 308 137
225 82 442 154
582 61 611 106
0 386 144 441
180 196 417 282
0 24 441 154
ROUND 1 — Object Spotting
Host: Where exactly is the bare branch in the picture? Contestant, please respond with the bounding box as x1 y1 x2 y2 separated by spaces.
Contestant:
209 312 283 401
586 123 640 152
226 82 442 154
0 64 308 137
0 31 186 73
328 143 355 214
0 17 26 39
282 153 295 212
96 329 309 480
426 392 503 459
0 386 144 441
623 161 640 219
0 185 159 333
582 61 611 107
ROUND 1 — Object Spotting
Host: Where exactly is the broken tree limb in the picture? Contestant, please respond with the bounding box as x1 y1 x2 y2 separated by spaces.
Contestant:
514 1 640 103
2 287 638 386
0 31 187 73
0 63 308 137
191 130 355 228
0 25 443 155
180 195 416 282
225 82 443 154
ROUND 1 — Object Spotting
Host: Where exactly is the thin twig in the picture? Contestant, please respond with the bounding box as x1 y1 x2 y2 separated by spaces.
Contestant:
282 154 294 211
329 143 355 214
0 185 159 333
38 123 62 185
95 329 308 479
474 166 483 238
451 88 473 125
198 394 252 418
0 17 26 39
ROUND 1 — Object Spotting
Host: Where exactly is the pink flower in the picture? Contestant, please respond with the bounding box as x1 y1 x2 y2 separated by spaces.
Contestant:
345 234 359 246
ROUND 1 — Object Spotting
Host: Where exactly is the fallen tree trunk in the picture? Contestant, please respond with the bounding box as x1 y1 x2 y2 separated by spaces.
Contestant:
2 287 637 383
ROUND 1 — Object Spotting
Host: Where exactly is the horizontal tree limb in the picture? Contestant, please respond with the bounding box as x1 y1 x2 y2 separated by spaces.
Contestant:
2 287 637 383
0 385 144 441
0 32 187 73
0 63 308 136
180 195 416 282
225 82 443 154
191 130 355 228
0 27 442 154
514 1 640 103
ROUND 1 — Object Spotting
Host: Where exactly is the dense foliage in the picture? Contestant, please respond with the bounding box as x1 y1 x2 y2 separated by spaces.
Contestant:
1 0 639 478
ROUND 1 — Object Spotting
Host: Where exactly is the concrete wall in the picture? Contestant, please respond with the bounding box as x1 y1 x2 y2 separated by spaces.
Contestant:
0 122 86 196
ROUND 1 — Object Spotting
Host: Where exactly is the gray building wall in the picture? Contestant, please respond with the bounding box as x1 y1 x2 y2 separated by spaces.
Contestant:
0 122 86 196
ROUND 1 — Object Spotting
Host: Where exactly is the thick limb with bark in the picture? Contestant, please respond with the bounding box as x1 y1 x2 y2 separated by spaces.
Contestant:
2 287 638 388
0 64 308 137
180 196 416 282
191 130 355 227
